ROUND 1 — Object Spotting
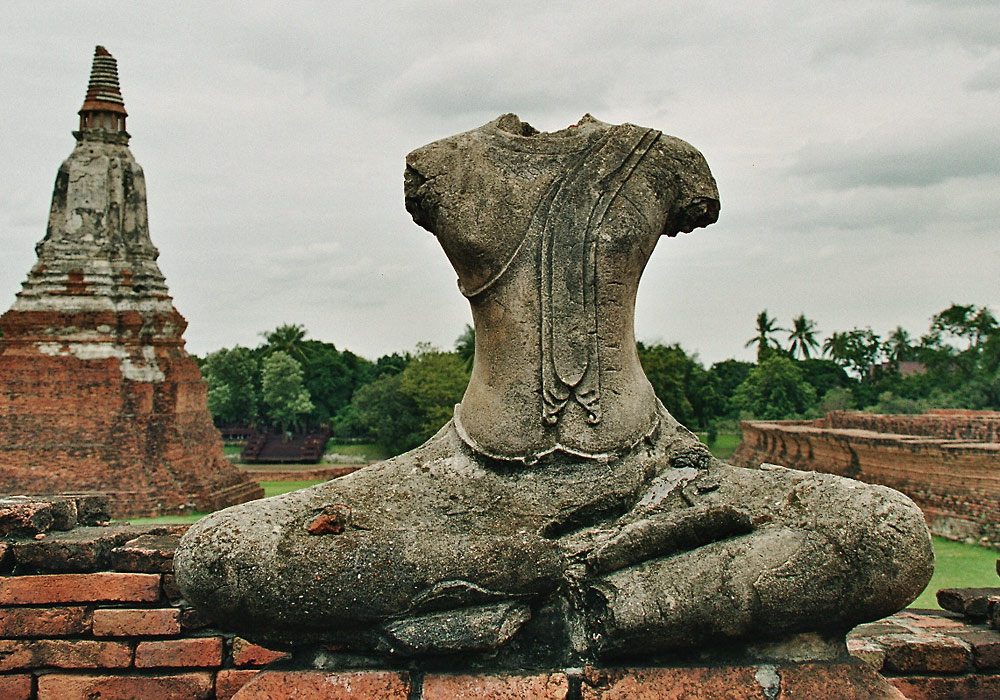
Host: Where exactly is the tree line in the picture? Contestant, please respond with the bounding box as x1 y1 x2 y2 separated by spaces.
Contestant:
199 303 999 454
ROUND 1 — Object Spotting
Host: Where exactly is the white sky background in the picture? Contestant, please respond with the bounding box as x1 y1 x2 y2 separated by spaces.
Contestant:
1 1 997 365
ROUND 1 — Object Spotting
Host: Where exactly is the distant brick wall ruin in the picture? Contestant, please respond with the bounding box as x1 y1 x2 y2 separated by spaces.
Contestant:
733 410 1000 545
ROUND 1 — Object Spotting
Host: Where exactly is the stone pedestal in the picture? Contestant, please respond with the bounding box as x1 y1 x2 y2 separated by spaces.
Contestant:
230 659 907 699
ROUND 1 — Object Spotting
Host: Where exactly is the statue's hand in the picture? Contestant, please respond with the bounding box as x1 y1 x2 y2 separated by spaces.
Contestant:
586 504 753 575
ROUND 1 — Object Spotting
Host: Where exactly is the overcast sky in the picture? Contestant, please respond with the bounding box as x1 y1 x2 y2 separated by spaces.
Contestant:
1 1 997 365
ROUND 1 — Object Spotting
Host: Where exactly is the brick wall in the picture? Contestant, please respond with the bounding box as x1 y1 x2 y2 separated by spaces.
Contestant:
4 494 999 700
0 495 286 699
732 411 1000 545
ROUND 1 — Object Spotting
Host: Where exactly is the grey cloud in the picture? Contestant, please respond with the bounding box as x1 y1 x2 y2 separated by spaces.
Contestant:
791 127 1000 189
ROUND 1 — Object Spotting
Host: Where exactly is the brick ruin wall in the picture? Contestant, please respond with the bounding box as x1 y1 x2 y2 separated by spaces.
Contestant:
2 495 1000 699
732 411 1000 545
0 310 263 518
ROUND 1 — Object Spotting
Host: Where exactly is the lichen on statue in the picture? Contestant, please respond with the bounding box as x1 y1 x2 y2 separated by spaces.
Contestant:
174 114 933 666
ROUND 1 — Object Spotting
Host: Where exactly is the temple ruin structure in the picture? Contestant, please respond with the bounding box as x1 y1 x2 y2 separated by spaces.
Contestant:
0 47 263 517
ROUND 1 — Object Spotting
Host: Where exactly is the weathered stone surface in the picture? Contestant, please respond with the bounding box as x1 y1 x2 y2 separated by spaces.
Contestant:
176 114 933 664
0 46 263 518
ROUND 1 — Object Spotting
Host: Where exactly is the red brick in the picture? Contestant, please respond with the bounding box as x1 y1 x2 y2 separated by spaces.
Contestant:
0 674 32 700
230 670 410 699
0 572 161 605
135 636 223 668
92 607 180 636
891 674 1000 700
881 634 971 673
582 666 768 699
37 672 212 700
0 638 131 671
0 605 90 637
779 661 908 699
231 637 290 666
424 672 568 700
216 669 263 700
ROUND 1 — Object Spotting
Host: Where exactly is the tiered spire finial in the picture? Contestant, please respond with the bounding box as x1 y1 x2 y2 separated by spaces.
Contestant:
77 45 128 136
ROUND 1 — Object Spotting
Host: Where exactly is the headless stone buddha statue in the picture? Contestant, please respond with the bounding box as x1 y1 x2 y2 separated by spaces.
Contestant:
174 114 933 665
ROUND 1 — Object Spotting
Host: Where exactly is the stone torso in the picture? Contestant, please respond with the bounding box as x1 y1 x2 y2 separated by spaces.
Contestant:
405 114 720 461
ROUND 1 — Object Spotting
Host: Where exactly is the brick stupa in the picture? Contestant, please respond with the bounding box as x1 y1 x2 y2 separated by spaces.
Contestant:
0 47 263 516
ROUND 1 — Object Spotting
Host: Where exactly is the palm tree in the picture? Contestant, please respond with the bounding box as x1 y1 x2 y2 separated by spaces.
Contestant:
454 324 475 370
745 310 785 362
787 314 820 359
262 324 309 362
822 331 851 367
884 326 912 363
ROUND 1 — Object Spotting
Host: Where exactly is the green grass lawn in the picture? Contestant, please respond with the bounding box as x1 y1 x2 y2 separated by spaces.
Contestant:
909 536 999 609
702 432 741 461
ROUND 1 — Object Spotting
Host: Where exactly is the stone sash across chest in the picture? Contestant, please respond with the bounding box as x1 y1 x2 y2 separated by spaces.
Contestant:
462 125 662 427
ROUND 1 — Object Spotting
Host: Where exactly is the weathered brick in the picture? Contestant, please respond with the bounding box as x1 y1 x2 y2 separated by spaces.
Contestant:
216 669 263 700
229 670 410 699
112 531 186 573
0 572 161 605
11 524 151 572
231 637 290 666
0 605 90 637
37 671 213 700
0 638 132 671
847 637 887 671
424 672 569 700
0 496 57 536
135 636 223 668
891 674 1000 700
880 633 971 673
778 660 909 699
92 607 181 637
938 588 1000 618
582 666 767 699
0 674 32 700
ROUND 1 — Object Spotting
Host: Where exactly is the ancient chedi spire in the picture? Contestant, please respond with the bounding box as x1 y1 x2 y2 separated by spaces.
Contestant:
78 46 128 137
0 46 262 516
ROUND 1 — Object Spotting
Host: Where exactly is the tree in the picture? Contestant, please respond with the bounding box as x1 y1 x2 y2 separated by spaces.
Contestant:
732 355 817 420
398 349 470 440
261 351 314 435
202 346 259 425
262 323 309 362
352 346 470 454
787 314 820 359
823 328 882 380
455 324 475 370
745 310 785 362
883 326 913 363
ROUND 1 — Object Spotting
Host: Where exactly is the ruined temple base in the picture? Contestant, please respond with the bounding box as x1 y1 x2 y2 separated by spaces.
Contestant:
230 659 906 699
